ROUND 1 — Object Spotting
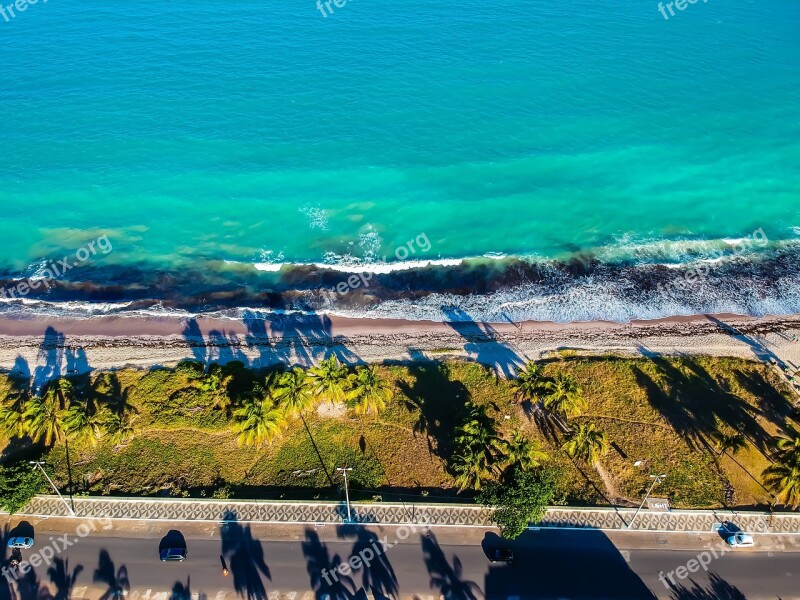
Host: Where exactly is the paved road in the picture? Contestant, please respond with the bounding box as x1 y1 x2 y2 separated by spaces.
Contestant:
1 519 798 600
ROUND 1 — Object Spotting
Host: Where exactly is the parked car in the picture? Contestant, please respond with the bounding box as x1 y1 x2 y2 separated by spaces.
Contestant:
7 537 34 549
726 533 755 548
159 547 188 562
488 548 514 563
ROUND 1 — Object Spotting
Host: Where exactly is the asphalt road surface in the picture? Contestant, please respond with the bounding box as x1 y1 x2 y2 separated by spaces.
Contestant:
1 521 798 600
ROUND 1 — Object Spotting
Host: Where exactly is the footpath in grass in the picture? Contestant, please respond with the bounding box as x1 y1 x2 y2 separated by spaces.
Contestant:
1 355 796 510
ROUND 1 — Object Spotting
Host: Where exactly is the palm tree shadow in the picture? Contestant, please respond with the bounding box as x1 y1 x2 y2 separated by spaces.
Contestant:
32 327 66 393
93 550 130 600
667 572 747 599
17 568 53 600
706 316 786 368
181 318 208 364
421 532 483 600
169 577 207 600
47 558 84 600
397 362 471 460
336 526 398 599
441 306 523 378
0 525 15 600
220 512 271 600
634 357 773 455
301 529 354 599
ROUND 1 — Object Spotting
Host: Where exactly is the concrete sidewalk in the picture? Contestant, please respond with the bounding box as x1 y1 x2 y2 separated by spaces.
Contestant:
5 514 799 553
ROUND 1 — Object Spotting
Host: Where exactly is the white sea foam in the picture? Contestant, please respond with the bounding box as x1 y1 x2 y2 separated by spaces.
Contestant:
299 205 330 231
3 234 800 324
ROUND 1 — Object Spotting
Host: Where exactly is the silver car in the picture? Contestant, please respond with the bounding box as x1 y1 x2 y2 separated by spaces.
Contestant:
726 532 755 548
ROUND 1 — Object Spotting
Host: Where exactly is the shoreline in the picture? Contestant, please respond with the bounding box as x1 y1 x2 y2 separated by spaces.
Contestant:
0 312 798 379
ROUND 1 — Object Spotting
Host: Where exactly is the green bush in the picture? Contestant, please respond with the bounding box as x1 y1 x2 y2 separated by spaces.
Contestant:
479 466 561 539
0 461 46 514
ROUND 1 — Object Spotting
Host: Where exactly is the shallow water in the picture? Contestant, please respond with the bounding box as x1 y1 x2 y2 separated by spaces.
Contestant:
1 0 799 322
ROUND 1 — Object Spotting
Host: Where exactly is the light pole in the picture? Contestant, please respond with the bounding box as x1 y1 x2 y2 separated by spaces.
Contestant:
627 473 665 530
336 467 353 523
30 461 75 516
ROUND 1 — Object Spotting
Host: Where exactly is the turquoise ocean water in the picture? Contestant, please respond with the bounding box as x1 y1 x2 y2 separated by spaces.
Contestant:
1 0 799 322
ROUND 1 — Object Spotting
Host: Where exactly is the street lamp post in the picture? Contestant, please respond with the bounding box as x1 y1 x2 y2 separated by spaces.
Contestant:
627 473 665 530
30 461 75 516
336 467 353 523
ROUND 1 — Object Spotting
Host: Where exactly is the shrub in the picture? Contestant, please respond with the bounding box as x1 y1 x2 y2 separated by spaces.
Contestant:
0 461 46 514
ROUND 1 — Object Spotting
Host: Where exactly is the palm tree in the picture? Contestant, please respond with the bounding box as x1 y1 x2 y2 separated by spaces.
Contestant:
102 409 137 445
274 368 315 416
232 395 287 448
195 364 234 412
0 395 28 439
452 446 494 492
308 356 350 403
711 431 747 456
49 378 75 409
763 460 800 508
62 402 104 446
273 368 335 485
563 423 608 464
511 362 544 403
451 404 505 490
347 366 393 416
773 425 800 462
23 393 65 445
503 429 547 472
542 374 586 419
454 405 503 452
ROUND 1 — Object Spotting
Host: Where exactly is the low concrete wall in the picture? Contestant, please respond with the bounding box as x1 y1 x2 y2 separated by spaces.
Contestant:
8 495 799 534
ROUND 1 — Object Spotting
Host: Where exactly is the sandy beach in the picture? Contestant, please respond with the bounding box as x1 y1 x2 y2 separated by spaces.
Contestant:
0 313 798 383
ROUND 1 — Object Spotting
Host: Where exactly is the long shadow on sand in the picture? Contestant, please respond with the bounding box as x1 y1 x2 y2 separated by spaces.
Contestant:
441 306 523 378
181 313 361 371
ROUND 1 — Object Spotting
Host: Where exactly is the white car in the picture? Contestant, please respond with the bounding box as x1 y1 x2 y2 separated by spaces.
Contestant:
726 532 755 548
7 537 34 549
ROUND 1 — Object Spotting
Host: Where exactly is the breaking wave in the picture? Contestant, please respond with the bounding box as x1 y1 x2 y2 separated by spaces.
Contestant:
1 232 799 324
